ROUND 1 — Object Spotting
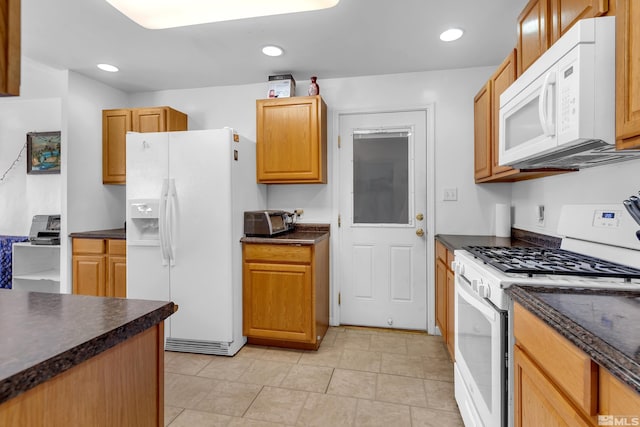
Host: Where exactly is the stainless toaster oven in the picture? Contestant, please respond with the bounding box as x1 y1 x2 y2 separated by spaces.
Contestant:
244 210 293 237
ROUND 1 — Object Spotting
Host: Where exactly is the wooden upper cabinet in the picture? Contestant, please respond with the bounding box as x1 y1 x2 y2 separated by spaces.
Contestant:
473 82 492 181
133 107 188 133
616 0 640 149
102 106 187 184
0 0 20 96
102 109 132 185
517 0 609 76
517 0 550 76
491 50 518 176
549 0 609 42
256 95 327 184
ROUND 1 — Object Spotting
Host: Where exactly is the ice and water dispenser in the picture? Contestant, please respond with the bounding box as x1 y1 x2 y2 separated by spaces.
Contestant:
128 199 160 242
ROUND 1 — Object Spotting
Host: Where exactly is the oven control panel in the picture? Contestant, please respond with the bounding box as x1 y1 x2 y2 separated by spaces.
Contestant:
593 209 621 228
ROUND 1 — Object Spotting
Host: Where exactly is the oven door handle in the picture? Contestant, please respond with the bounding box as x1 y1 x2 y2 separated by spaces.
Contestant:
456 275 499 319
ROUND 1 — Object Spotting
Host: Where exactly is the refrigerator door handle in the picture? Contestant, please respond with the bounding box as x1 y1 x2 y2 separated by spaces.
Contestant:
159 179 170 266
167 178 177 266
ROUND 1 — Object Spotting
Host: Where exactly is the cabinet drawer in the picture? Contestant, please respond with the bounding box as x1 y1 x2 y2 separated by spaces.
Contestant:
447 250 455 270
514 303 598 415
599 366 640 415
244 244 312 263
436 240 448 264
73 238 105 254
108 239 126 256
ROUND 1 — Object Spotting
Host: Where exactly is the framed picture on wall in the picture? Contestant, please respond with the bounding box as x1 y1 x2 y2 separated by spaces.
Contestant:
27 131 61 174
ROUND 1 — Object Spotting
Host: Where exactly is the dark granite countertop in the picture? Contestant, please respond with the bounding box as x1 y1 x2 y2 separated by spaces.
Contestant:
0 290 174 404
241 224 330 245
436 228 561 252
69 228 126 240
508 286 640 393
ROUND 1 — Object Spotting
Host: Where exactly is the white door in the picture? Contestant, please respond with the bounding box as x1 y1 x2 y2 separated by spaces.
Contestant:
338 111 427 330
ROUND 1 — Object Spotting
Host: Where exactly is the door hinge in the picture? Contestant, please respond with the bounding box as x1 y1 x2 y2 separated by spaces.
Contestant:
338 135 341 148
338 214 341 227
338 292 341 305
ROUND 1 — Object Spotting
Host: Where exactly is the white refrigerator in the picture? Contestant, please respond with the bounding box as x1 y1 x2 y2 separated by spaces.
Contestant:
126 128 266 356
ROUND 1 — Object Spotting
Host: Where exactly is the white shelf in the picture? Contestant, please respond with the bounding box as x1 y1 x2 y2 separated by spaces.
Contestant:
12 243 61 293
13 269 60 281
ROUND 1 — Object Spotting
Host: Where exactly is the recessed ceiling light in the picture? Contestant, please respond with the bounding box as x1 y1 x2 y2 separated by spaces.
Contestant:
105 0 340 29
97 63 119 72
262 45 284 57
439 28 464 42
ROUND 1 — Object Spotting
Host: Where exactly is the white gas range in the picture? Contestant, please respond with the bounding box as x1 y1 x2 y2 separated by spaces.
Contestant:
452 204 640 427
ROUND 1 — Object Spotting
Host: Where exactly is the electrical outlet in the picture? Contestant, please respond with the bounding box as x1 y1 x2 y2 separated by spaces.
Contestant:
443 188 458 201
536 204 545 226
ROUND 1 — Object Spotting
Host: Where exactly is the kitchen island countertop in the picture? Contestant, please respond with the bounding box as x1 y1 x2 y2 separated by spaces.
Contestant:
507 285 640 393
0 290 174 404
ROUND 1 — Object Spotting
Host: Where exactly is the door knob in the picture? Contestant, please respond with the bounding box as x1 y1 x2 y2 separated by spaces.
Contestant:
416 228 425 237
416 213 424 221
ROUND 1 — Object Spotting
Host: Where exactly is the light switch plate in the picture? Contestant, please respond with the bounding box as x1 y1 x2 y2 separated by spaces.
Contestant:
443 188 458 201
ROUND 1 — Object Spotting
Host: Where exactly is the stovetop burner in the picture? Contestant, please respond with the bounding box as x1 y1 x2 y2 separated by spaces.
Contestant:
463 246 640 279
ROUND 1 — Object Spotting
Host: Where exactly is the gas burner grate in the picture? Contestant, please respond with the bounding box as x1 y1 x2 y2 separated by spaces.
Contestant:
463 246 640 279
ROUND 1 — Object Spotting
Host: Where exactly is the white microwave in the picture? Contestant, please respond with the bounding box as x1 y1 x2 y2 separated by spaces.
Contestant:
499 17 640 169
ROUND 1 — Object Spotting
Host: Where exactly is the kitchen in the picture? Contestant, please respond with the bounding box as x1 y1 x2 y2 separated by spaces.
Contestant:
1 0 639 426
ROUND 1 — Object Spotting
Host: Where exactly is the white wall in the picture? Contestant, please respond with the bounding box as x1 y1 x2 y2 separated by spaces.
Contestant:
0 58 66 236
130 67 512 235
512 159 640 236
66 71 130 233
60 71 130 293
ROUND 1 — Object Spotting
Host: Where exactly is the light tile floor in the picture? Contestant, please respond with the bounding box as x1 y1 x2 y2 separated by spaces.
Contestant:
164 327 464 427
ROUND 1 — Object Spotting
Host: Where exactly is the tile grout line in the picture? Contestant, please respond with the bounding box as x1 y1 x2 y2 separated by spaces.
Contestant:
323 367 336 394
240 384 265 418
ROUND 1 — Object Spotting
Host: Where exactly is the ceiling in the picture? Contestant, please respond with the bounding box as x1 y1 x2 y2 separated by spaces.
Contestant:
22 0 529 93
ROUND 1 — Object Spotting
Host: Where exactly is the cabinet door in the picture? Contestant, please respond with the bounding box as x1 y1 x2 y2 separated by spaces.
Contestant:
491 50 517 175
550 0 608 43
474 82 492 181
102 109 132 184
517 0 550 76
446 267 455 361
599 367 640 417
108 256 127 298
256 95 327 183
616 0 640 149
133 108 167 132
243 262 313 343
0 0 20 96
73 255 106 296
514 346 592 427
435 259 447 338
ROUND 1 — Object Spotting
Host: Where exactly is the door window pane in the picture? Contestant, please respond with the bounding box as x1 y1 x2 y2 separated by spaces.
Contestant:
353 131 409 224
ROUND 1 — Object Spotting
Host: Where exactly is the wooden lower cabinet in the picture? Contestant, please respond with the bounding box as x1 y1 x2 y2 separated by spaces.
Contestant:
242 239 329 350
0 324 164 427
435 240 455 361
514 346 592 427
513 302 640 427
599 367 640 417
72 238 126 297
